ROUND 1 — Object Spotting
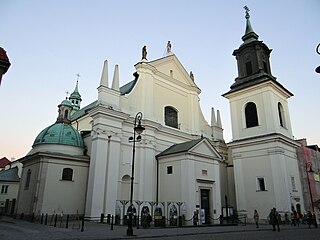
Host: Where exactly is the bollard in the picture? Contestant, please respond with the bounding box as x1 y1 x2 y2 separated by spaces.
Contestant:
31 212 35 223
60 214 63 228
81 216 85 232
100 213 104 223
45 214 48 225
20 213 24 220
66 214 69 229
41 213 44 224
54 214 57 227
107 214 111 224
111 215 114 230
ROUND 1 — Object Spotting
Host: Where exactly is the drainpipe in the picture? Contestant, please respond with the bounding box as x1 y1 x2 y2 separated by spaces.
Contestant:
155 156 159 204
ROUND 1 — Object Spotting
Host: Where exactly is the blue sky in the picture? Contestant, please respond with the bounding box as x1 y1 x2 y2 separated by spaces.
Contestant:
1 0 319 160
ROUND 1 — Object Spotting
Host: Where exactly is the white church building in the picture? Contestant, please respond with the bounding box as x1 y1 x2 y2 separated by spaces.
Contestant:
16 11 305 224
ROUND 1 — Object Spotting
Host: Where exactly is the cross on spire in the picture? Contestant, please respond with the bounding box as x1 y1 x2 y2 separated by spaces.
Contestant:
243 5 250 18
76 73 81 82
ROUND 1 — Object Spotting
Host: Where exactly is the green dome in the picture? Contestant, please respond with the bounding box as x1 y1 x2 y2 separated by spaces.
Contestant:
33 123 84 147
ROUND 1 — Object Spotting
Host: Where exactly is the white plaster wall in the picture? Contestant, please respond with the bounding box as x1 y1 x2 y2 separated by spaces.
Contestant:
42 159 88 215
159 152 221 221
72 114 93 133
29 144 83 156
226 82 293 141
85 133 109 218
16 162 40 215
231 138 303 221
119 57 218 140
0 182 20 203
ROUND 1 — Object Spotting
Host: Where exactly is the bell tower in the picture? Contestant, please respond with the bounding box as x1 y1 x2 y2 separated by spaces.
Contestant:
232 8 275 87
223 7 303 222
223 7 294 141
69 76 82 115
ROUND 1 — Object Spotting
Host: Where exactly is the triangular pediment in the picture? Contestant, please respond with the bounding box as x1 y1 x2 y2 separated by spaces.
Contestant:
148 54 199 91
189 138 222 160
156 138 222 161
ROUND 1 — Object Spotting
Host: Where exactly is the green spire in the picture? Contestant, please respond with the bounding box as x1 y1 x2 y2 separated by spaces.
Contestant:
241 6 259 43
69 80 81 100
69 80 82 113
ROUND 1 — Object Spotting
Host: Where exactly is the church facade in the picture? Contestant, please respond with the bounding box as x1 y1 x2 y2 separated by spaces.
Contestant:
72 45 228 223
15 11 308 224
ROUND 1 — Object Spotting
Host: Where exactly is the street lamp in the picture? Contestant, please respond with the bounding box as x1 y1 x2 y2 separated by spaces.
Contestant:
0 47 11 86
306 162 315 213
316 43 320 74
127 112 145 236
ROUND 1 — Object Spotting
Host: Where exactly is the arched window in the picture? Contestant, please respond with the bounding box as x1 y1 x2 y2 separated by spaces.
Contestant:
64 110 69 119
246 61 253 75
245 54 253 76
263 61 269 73
278 102 286 128
122 175 130 182
121 175 130 201
165 106 178 129
25 169 31 190
245 102 258 128
62 168 73 181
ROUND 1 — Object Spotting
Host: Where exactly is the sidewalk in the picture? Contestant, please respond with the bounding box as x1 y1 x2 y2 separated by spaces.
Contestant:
0 216 312 240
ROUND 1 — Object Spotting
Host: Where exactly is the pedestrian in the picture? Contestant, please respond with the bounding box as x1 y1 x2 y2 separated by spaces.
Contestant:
254 209 259 228
269 208 280 231
307 211 313 228
295 211 300 227
291 210 297 226
193 210 198 226
312 213 318 228
147 213 152 228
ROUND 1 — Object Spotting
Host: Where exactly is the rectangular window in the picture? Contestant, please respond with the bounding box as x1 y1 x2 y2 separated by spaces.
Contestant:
1 185 8 194
167 166 173 174
202 169 208 175
25 169 31 190
256 177 266 191
62 168 73 181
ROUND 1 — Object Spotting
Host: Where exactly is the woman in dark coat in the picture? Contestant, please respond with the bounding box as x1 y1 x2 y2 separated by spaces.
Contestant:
269 208 280 231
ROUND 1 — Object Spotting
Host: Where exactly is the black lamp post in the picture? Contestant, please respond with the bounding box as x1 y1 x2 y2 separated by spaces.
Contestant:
306 162 315 213
316 44 320 74
127 112 145 236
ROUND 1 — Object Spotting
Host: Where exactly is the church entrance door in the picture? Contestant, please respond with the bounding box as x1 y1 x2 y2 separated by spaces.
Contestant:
200 189 210 224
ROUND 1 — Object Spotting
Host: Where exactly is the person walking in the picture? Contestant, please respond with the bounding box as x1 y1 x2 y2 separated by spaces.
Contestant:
269 208 280 231
312 214 318 228
193 210 198 226
307 211 313 228
254 209 259 228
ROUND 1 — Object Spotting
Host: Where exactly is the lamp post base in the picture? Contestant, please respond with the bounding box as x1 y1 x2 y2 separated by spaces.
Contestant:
126 227 133 236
